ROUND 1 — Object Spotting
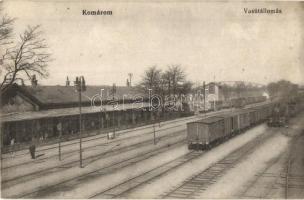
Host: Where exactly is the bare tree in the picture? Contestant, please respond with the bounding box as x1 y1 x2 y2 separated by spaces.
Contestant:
161 70 171 96
178 81 193 96
165 65 185 96
138 66 162 93
267 80 298 101
0 9 15 46
0 25 51 90
138 65 192 99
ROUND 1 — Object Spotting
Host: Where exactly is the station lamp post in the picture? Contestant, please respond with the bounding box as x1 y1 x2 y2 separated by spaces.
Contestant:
74 76 86 168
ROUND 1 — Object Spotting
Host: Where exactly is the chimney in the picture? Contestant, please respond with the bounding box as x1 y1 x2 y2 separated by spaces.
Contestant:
31 75 38 87
66 76 70 86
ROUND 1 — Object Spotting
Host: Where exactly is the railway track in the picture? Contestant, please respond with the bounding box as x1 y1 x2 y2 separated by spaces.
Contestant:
19 137 186 198
237 150 301 199
285 158 291 199
2 114 199 158
2 102 271 198
236 122 304 199
284 133 304 199
90 126 271 199
285 163 304 199
236 150 288 199
2 121 188 170
2 108 231 171
2 128 186 191
89 151 204 199
159 130 275 199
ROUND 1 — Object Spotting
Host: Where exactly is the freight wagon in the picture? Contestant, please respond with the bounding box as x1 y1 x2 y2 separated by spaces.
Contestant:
235 110 250 131
187 99 304 151
187 103 270 151
187 110 249 150
187 117 225 150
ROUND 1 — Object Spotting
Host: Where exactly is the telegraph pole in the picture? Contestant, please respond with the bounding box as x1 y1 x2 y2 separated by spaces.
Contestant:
128 73 133 87
74 76 86 168
149 88 156 145
112 83 116 138
58 120 62 161
79 89 82 167
1 124 3 174
203 81 206 113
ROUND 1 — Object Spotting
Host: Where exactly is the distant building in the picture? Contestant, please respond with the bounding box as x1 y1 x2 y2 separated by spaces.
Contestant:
188 82 265 112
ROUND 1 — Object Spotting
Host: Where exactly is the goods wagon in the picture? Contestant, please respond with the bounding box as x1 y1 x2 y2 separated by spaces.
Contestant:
248 109 258 126
218 113 239 136
187 117 225 150
264 104 274 120
231 98 246 108
235 110 250 130
255 105 265 122
186 99 300 152
254 105 269 123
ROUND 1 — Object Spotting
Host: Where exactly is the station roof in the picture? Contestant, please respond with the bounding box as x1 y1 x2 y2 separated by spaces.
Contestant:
1 83 146 109
20 85 142 105
0 102 150 123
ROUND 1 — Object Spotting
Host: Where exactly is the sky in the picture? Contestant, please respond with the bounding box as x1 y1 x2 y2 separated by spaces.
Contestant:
1 0 304 86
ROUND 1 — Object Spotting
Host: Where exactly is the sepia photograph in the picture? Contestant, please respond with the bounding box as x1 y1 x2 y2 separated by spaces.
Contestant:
0 0 304 199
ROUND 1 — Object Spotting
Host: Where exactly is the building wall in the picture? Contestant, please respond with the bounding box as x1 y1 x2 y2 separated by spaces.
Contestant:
1 108 192 146
1 94 36 113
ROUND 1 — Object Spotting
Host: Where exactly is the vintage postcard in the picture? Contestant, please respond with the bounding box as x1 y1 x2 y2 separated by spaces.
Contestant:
0 0 303 199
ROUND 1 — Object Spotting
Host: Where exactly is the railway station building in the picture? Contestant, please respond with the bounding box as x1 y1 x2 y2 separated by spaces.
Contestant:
0 81 192 150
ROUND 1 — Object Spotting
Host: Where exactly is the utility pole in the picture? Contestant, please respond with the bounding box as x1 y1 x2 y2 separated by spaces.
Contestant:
99 89 104 131
153 121 156 145
203 81 206 113
57 120 62 161
213 75 216 111
112 83 116 138
128 73 133 87
78 87 83 167
74 76 86 168
149 88 156 145
1 124 3 174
